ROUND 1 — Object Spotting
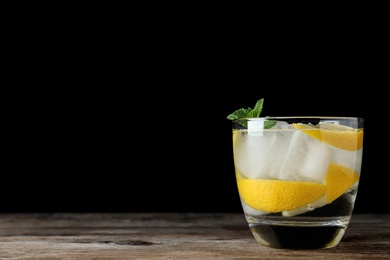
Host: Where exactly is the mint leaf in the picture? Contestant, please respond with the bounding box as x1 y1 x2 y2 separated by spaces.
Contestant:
227 98 264 120
227 98 276 129
226 107 252 120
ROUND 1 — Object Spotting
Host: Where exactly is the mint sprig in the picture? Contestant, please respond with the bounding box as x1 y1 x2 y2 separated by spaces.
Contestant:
227 98 264 120
227 98 276 129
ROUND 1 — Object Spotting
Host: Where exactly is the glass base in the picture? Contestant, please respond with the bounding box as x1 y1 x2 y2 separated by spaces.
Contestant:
248 216 349 249
250 224 345 249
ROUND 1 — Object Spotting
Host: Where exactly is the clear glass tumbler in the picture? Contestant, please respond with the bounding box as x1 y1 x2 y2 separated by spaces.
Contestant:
232 117 364 249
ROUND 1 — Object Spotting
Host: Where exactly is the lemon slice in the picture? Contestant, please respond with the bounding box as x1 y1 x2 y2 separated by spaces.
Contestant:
293 122 363 151
237 179 326 212
325 163 360 203
237 163 359 213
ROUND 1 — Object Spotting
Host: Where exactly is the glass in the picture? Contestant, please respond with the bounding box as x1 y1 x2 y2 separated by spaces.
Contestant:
232 117 364 249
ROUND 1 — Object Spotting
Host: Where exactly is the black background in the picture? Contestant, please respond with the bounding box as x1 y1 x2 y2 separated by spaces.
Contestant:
2 14 387 214
3 83 386 214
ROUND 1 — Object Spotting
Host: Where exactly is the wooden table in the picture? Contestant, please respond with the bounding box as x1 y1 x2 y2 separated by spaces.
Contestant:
0 213 389 259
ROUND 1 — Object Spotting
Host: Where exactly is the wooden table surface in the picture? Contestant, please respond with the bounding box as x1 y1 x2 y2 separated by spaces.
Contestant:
0 213 389 259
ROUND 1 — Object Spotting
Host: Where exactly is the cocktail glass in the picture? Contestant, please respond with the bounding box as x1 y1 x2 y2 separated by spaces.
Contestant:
232 117 364 249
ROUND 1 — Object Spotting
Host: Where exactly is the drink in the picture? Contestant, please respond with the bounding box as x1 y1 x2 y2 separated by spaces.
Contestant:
232 117 363 249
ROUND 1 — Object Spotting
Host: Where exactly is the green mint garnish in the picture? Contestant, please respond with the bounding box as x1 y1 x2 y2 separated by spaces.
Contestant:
227 98 264 120
227 98 276 129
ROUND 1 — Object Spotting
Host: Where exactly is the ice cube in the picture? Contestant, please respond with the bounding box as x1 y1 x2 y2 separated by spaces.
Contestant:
274 121 291 129
270 131 331 183
234 130 278 179
265 130 295 176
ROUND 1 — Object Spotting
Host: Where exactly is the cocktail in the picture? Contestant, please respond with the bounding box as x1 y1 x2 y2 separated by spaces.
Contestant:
228 99 364 249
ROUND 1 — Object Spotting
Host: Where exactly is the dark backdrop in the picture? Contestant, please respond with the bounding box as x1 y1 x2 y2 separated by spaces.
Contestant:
3 84 386 214
3 18 386 214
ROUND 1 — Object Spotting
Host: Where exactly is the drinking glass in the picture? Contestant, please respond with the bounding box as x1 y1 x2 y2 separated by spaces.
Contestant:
232 117 364 249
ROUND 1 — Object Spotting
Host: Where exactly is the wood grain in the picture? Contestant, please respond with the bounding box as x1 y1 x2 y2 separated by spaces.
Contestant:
0 213 389 259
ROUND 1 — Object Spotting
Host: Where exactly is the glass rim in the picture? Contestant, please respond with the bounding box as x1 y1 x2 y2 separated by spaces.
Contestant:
232 116 364 130
233 116 363 121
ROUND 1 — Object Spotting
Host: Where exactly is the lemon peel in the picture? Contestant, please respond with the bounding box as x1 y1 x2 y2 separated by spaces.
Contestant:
237 179 326 213
237 163 359 213
293 123 363 151
325 163 360 203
